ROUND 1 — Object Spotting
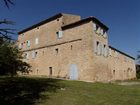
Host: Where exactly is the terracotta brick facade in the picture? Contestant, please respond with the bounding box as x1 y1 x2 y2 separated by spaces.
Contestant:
17 13 136 82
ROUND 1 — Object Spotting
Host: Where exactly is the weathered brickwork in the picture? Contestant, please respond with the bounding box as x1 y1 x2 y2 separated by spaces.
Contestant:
17 13 136 82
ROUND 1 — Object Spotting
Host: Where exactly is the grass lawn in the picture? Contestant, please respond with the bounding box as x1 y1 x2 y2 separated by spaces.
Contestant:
0 77 140 105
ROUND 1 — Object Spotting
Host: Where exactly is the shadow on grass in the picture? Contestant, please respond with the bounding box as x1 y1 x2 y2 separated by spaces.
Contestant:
0 77 63 105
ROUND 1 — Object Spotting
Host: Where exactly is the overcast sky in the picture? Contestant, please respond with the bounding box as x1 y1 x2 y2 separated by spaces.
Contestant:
1 0 140 59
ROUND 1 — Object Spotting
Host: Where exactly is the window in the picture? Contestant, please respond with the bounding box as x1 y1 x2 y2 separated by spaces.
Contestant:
94 40 100 54
57 19 59 21
96 26 100 34
32 51 38 59
56 31 63 38
100 29 104 35
113 70 115 75
104 45 108 57
35 52 38 58
32 52 35 59
24 53 29 59
103 32 107 38
19 43 23 49
109 48 112 56
94 40 97 53
49 67 52 77
93 23 97 31
27 40 30 47
97 41 101 55
71 45 73 50
35 38 39 44
55 48 59 55
101 43 104 55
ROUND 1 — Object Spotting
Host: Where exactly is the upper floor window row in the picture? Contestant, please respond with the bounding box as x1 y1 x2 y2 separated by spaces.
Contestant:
94 40 108 57
18 41 30 50
19 38 39 50
93 23 107 38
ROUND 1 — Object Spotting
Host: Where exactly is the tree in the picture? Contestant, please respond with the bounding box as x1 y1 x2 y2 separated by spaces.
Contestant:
0 19 15 40
0 0 15 40
0 38 31 76
0 0 31 76
3 0 14 8
136 52 140 79
137 51 140 63
136 65 140 79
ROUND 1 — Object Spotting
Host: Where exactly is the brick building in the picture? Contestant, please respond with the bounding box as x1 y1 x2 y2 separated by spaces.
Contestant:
17 13 136 82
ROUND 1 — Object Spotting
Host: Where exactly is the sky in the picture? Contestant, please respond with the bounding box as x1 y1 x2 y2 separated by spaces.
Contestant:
0 0 140 59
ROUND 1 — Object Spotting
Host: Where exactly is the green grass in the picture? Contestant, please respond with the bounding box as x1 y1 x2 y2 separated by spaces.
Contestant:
0 77 140 105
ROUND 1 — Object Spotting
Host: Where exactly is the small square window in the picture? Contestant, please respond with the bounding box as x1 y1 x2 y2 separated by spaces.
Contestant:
57 19 59 21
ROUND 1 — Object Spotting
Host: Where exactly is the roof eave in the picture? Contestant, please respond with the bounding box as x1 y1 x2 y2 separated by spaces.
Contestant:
109 46 135 60
18 13 63 35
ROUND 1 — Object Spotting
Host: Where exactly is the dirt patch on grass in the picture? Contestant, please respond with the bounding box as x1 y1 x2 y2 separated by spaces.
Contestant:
117 82 140 86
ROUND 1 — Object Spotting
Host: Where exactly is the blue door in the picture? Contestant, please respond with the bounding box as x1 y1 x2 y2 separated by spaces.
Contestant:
70 64 78 80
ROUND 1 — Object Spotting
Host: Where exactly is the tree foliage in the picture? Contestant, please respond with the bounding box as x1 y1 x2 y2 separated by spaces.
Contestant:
0 0 15 39
3 0 14 8
0 19 16 40
137 51 140 63
0 38 31 76
136 52 140 79
136 65 140 79
0 0 31 76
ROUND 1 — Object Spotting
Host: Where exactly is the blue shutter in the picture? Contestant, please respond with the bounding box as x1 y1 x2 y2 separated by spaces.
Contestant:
59 31 63 38
28 40 30 47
